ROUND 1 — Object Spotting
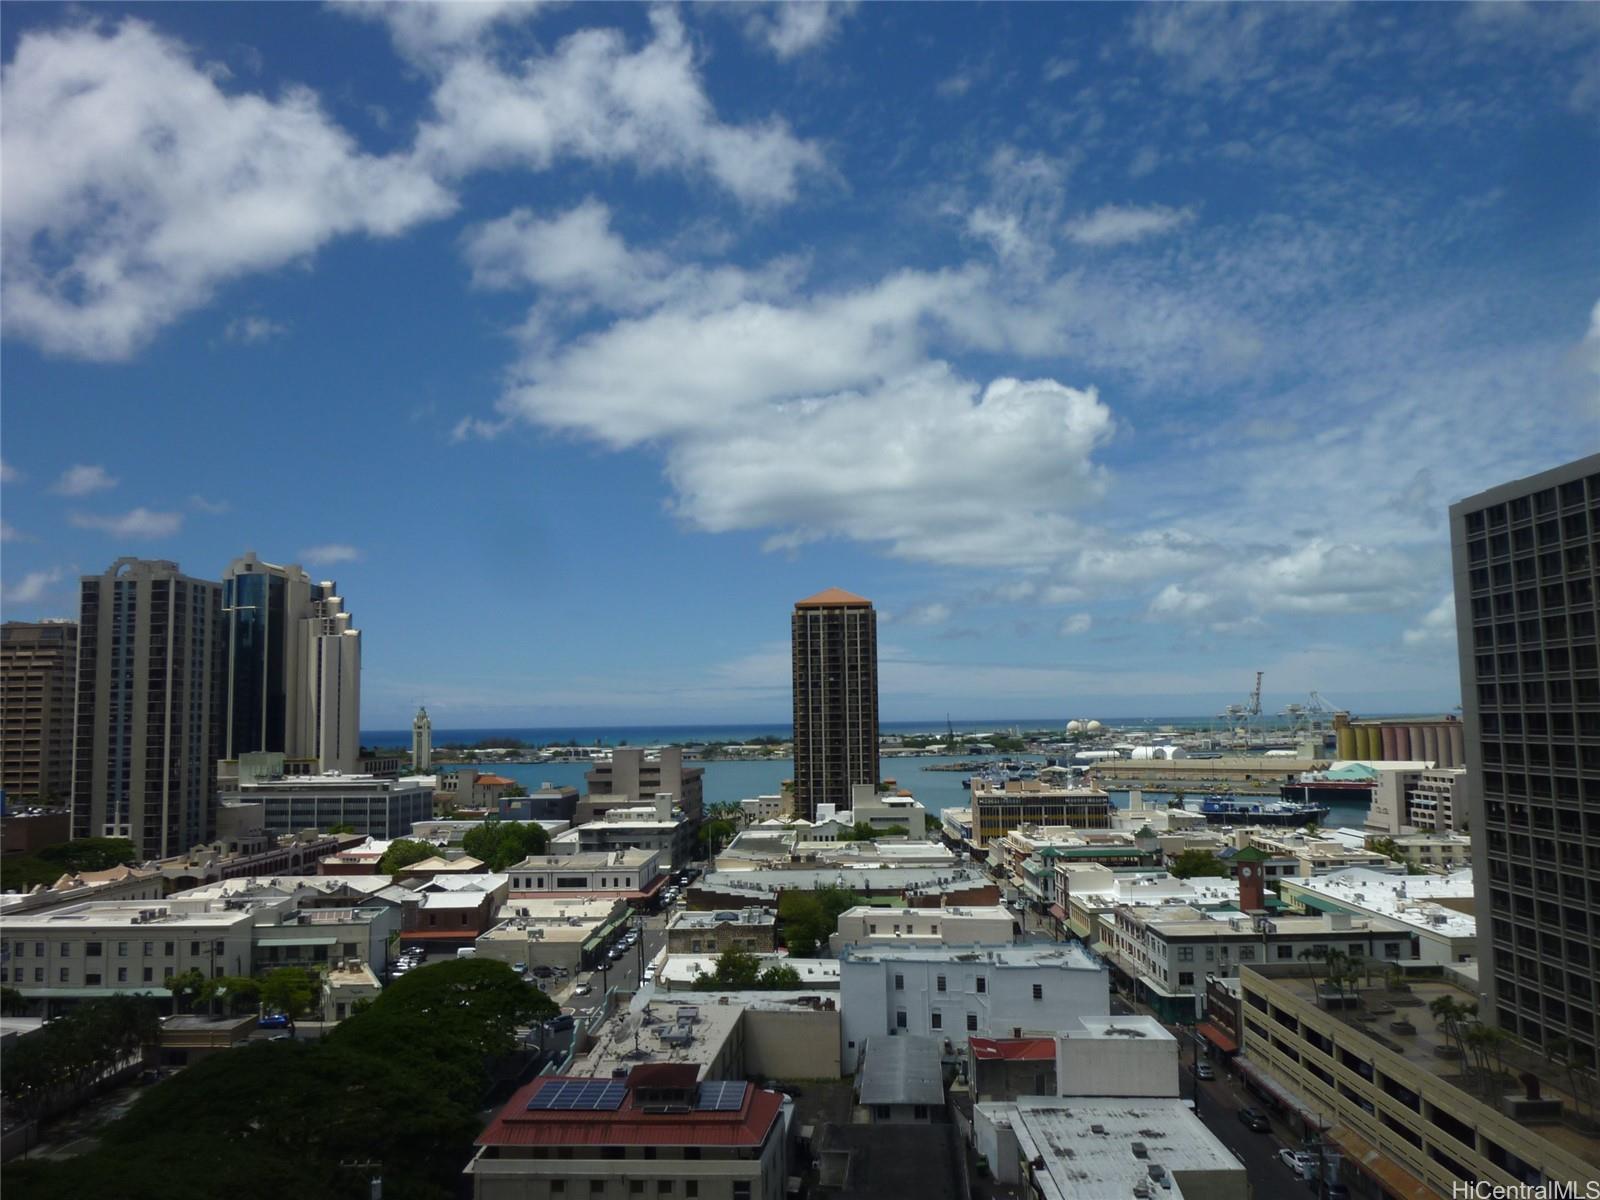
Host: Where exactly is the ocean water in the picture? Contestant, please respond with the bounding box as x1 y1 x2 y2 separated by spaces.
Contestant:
406 753 1374 828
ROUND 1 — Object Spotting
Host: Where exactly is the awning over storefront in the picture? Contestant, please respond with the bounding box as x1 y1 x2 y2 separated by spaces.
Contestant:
1195 1021 1238 1054
1325 1125 1436 1200
1048 904 1069 924
1234 1055 1329 1130
18 986 170 999
255 935 339 946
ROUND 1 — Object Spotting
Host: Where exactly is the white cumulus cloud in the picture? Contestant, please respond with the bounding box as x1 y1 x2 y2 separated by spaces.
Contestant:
0 460 21 484
1059 613 1093 636
51 464 118 496
224 315 289 344
414 10 825 206
736 2 856 59
1 19 454 360
1403 595 1458 647
69 507 183 539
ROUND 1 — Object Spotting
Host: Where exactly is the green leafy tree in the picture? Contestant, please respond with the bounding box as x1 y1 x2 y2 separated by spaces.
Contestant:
378 838 436 874
697 817 740 856
165 967 207 1013
324 823 356 835
1169 849 1230 879
462 820 548 871
695 948 762 989
756 963 802 989
199 975 262 1016
1 985 25 1015
778 886 861 957
0 836 141 891
259 968 316 1024
501 782 528 798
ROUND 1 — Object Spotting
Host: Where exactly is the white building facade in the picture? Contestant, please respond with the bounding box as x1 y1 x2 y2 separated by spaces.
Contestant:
838 943 1107 1070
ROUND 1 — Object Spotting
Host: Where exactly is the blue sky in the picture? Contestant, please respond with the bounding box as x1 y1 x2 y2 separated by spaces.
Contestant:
2 2 1596 727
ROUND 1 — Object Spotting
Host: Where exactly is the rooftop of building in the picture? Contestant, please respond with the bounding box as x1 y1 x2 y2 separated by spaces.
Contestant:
1063 1015 1174 1044
495 896 621 922
400 855 486 874
988 1096 1242 1200
668 907 775 929
415 872 507 893
659 954 839 989
2 900 258 929
237 773 434 790
841 942 1101 970
971 780 1111 799
478 1071 784 1148
1249 966 1600 1169
1066 871 1241 908
697 864 993 897
858 1034 943 1108
170 874 398 901
572 993 837 1079
837 904 1014 923
795 586 872 608
416 890 494 910
510 849 659 871
1280 867 1477 936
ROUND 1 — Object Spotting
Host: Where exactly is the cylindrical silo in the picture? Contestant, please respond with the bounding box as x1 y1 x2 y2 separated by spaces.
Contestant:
1337 726 1355 760
1448 725 1464 769
1381 726 1399 760
1409 725 1425 761
1423 725 1440 765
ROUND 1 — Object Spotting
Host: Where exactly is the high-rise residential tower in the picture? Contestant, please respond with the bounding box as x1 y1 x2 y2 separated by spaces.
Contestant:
222 552 361 775
1451 454 1600 1061
791 588 879 821
72 559 226 859
413 706 432 771
1 620 79 805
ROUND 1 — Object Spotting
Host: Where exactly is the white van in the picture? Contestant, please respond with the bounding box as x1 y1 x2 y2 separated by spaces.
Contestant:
456 947 477 959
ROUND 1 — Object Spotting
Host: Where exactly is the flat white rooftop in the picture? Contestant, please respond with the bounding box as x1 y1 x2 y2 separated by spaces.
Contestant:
1283 866 1476 937
842 942 1101 970
992 1096 1243 1200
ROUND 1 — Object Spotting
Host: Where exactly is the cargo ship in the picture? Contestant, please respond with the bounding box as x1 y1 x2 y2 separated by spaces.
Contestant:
1196 794 1330 826
1279 766 1377 809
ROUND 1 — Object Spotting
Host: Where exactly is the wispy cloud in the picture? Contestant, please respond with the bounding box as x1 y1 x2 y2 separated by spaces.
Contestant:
298 543 362 565
69 507 183 539
50 463 118 496
2 566 65 604
223 315 289 344
1 521 31 543
1059 613 1093 636
1064 204 1195 246
189 494 231 515
0 459 21 484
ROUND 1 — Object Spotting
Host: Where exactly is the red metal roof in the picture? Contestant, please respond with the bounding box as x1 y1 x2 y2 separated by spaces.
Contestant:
478 1076 783 1149
794 587 872 608
1196 1021 1239 1054
627 1063 699 1090
472 774 516 786
968 1036 1055 1062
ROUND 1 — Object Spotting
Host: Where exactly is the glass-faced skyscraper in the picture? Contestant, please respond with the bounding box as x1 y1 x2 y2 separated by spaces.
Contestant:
791 588 879 820
1451 454 1600 1063
223 552 361 774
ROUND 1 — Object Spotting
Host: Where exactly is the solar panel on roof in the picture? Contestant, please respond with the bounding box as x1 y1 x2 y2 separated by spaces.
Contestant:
695 1080 747 1112
526 1080 627 1112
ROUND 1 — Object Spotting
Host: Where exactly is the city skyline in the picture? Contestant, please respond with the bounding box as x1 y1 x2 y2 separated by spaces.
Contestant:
3 4 1596 726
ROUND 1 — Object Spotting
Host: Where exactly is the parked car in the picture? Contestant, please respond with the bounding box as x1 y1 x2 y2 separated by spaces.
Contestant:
1237 1107 1269 1133
513 962 527 974
547 1014 575 1032
532 965 555 978
258 1013 290 1029
1195 1062 1214 1080
571 983 591 997
1279 1149 1315 1177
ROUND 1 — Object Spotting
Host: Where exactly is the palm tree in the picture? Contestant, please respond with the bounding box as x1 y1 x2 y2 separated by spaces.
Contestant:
1428 995 1476 1067
1299 946 1324 985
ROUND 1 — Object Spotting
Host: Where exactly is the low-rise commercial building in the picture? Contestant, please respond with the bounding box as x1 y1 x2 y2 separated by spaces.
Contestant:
583 746 704 825
1275 866 1477 966
1238 963 1600 1196
975 1096 1247 1200
1051 866 1240 945
857 1034 943 1121
0 862 166 917
478 895 630 975
666 907 776 955
657 953 839 991
969 779 1113 848
829 904 1016 955
847 783 929 838
232 772 434 838
507 849 666 901
0 901 257 1011
1099 907 1414 1021
692 865 1000 911
467 1067 787 1200
1375 830 1473 872
559 794 693 869
402 888 504 951
322 960 382 1021
838 942 1107 1071
570 993 842 1082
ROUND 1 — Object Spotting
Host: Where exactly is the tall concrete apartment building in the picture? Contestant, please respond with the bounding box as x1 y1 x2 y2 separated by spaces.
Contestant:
222 552 361 775
583 746 703 824
1451 453 1600 1062
72 559 226 859
791 588 878 820
1 620 78 805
